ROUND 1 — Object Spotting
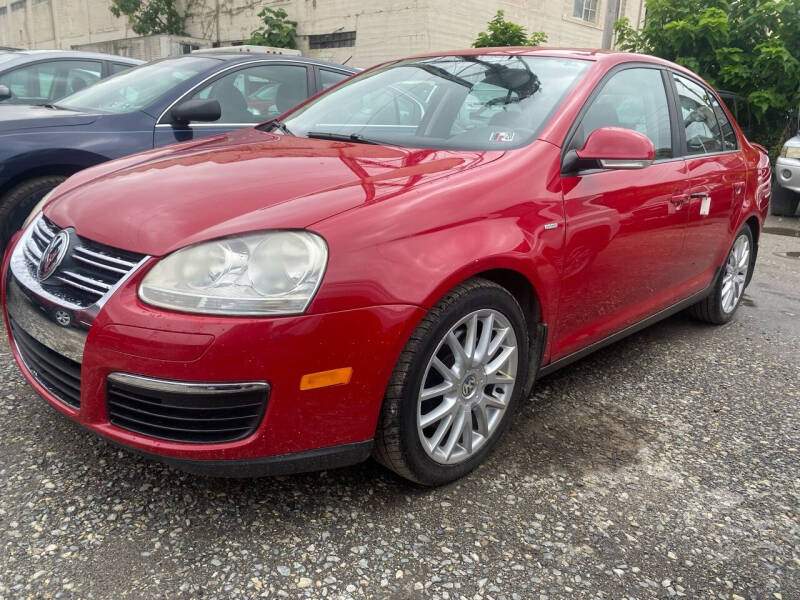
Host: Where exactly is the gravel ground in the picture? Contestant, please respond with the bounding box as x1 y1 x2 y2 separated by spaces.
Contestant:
1 230 798 600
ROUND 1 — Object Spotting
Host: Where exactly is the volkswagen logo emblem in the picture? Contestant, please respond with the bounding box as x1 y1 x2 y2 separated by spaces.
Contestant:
37 230 70 282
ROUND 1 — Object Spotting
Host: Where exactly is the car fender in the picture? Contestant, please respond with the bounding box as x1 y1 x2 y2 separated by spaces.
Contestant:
309 142 565 332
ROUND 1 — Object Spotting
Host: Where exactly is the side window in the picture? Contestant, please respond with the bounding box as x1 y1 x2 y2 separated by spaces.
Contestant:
63 62 101 95
110 63 134 75
0 60 101 102
355 85 425 126
190 64 309 123
709 96 737 150
0 62 57 102
320 69 349 90
575 68 673 158
672 74 725 155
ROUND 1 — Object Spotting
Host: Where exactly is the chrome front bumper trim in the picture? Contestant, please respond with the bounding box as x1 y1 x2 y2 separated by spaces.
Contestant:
6 277 88 363
107 372 269 395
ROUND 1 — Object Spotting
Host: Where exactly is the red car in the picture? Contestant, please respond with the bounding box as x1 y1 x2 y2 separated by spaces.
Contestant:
2 49 770 485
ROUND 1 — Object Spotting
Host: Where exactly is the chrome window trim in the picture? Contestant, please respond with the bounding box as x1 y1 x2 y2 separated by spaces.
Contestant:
155 122 254 128
108 372 268 396
155 58 315 127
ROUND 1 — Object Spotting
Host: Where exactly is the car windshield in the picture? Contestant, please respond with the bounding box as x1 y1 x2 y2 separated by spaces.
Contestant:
281 55 590 151
57 56 219 114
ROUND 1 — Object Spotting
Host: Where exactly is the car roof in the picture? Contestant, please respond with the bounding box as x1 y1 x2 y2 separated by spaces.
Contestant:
195 52 358 72
0 49 143 64
402 47 693 69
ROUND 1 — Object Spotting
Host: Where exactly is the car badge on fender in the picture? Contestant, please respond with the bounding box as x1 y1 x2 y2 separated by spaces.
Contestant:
37 230 70 282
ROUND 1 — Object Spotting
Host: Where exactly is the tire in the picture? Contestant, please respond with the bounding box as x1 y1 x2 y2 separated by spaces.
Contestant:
770 179 800 216
689 225 754 325
0 176 66 252
374 278 530 486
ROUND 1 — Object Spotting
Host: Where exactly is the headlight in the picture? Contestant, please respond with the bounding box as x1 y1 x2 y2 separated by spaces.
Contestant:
22 190 54 229
139 231 328 316
782 145 800 159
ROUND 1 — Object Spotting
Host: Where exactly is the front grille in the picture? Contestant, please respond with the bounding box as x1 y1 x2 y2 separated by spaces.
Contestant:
107 376 268 444
24 217 145 307
9 317 82 408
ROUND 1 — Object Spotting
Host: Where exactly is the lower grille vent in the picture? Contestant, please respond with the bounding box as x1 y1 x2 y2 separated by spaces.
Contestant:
10 317 82 408
106 375 268 444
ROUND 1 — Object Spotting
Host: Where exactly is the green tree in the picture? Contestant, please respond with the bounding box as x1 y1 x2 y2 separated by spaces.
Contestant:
615 0 800 151
473 10 548 48
247 7 298 49
110 0 185 36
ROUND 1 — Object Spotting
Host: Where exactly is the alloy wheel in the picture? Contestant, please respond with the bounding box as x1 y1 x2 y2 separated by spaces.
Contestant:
417 309 518 465
721 234 750 314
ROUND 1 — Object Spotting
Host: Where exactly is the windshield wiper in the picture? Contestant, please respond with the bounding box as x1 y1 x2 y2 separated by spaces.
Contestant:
306 131 381 145
261 118 293 136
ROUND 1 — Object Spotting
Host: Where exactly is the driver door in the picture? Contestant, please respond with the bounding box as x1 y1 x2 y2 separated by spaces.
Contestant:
552 66 690 360
154 62 312 147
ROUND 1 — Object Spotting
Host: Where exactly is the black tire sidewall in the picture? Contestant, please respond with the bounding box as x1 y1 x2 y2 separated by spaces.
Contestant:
0 177 66 248
397 285 529 486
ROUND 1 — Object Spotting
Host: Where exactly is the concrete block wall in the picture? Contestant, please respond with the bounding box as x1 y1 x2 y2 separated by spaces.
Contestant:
0 0 644 69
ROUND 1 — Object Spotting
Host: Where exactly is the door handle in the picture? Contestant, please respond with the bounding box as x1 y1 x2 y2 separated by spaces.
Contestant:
670 194 689 207
689 192 709 199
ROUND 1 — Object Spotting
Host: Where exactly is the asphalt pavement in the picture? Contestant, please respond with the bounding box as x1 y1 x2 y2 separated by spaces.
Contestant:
1 229 798 600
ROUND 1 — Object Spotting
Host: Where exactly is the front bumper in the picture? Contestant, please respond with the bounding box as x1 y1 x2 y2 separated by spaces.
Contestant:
2 228 424 474
776 156 800 193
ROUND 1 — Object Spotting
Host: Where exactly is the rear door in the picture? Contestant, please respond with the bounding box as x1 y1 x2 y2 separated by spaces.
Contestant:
671 73 748 294
552 65 690 360
154 61 313 147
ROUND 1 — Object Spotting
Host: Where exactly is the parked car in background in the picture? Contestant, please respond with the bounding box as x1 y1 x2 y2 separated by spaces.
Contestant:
773 107 800 216
0 50 142 105
1 49 770 485
0 52 357 248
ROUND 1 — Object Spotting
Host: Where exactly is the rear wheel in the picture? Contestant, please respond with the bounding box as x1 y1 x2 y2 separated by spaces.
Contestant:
770 179 799 216
689 225 754 324
0 176 66 251
374 278 529 485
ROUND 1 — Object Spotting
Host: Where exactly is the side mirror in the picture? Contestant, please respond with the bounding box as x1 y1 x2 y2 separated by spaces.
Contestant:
0 85 12 101
170 99 221 125
568 126 655 171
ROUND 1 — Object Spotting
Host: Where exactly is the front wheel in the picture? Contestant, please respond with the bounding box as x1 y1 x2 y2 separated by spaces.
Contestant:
374 278 529 485
689 225 754 324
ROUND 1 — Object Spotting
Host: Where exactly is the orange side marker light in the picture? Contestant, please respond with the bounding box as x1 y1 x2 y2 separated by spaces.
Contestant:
300 367 353 391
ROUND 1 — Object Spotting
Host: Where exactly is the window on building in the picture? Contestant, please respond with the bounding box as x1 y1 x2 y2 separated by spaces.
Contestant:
10 0 25 10
573 0 598 22
0 6 7 15
309 31 356 50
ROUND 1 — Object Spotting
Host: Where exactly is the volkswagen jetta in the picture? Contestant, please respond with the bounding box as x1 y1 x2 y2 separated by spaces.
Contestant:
2 49 771 485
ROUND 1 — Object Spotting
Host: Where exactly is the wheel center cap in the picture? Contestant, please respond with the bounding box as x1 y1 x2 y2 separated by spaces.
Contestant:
461 372 480 400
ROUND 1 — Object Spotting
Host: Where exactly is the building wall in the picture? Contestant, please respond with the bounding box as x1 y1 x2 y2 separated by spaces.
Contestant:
0 0 644 68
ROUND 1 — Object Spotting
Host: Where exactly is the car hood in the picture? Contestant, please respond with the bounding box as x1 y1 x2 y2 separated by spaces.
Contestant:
46 128 504 256
0 104 99 132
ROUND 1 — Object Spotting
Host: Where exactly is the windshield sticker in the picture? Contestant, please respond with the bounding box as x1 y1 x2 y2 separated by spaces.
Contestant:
489 131 515 143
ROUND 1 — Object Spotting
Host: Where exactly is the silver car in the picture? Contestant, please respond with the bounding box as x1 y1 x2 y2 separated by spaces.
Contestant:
774 113 800 216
